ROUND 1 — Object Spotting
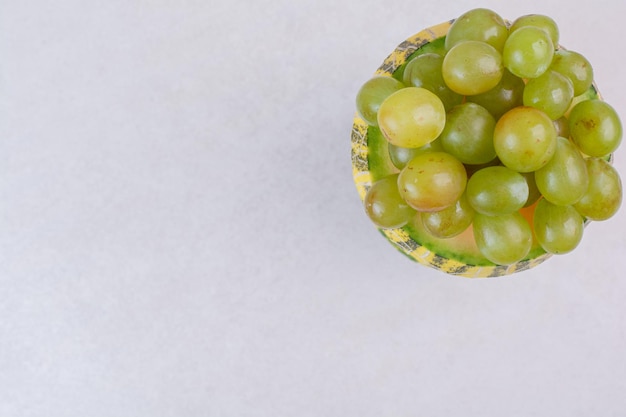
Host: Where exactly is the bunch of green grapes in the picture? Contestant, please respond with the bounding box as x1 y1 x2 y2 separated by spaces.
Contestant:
356 8 623 266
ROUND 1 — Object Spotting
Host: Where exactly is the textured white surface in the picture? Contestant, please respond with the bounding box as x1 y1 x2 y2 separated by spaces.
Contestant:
1 0 626 416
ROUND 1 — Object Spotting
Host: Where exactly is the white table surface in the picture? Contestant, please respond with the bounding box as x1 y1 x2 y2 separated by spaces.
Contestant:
2 0 626 416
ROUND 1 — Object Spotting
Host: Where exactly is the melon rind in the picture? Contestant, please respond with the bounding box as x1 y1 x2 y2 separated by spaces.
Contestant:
351 20 604 278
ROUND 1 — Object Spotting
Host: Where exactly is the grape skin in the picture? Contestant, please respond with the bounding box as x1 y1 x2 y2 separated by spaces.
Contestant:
523 70 574 120
388 139 444 170
521 172 542 207
397 152 467 212
466 166 529 216
442 41 504 96
421 194 475 238
364 174 415 229
553 116 570 138
533 199 584 254
510 14 560 47
534 137 589 206
569 100 623 157
402 53 463 111
503 26 554 79
445 8 509 52
493 106 557 173
473 212 533 265
439 102 497 165
377 87 446 149
573 158 623 221
356 76 405 126
467 69 525 120
550 50 594 96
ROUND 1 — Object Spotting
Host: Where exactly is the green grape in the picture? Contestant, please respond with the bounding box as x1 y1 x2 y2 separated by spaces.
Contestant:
550 50 594 96
535 137 589 205
439 102 496 164
569 99 623 157
356 76 405 126
523 70 574 120
402 53 463 111
388 139 443 170
533 199 584 254
364 174 415 229
445 8 509 52
466 166 529 215
473 212 533 265
573 158 622 220
398 151 467 212
503 26 554 79
521 172 542 207
494 106 557 172
442 40 504 95
467 69 525 119
421 194 475 238
553 116 570 138
377 87 446 148
510 14 559 47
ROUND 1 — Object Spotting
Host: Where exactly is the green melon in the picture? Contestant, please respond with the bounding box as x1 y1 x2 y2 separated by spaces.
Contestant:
351 20 605 278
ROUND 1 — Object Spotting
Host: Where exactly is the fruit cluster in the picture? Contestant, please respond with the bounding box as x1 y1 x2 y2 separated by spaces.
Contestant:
356 8 623 266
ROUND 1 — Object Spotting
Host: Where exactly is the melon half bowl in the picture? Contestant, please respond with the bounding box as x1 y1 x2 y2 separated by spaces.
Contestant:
351 20 609 278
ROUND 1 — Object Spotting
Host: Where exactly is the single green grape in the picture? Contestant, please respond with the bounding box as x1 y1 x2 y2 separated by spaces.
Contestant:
573 158 622 220
569 99 623 157
388 139 444 170
510 14 559 47
445 8 509 52
473 212 533 265
356 76 405 126
503 26 554 79
398 152 467 212
439 102 496 165
402 53 463 111
364 174 415 229
466 166 529 215
377 87 446 148
550 50 594 96
523 70 574 120
521 172 542 207
494 106 557 172
421 194 475 238
533 199 584 254
442 40 504 95
535 137 589 206
467 69 525 119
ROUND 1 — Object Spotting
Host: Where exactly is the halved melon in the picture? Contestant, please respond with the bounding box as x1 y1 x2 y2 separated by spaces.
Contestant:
351 20 605 278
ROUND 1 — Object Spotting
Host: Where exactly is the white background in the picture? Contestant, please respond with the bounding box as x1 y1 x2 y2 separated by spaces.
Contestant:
1 0 626 416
